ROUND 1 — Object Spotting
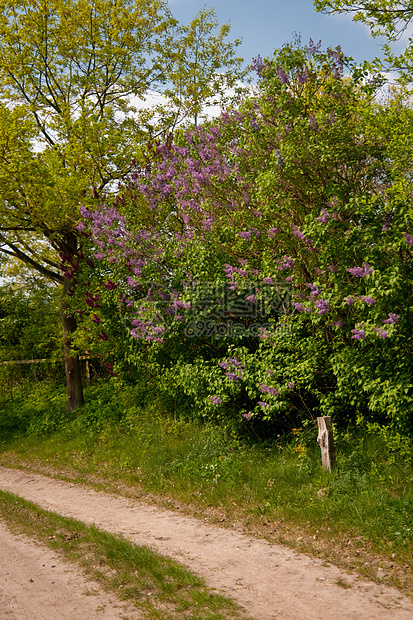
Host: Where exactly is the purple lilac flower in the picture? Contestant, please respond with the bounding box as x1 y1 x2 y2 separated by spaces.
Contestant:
263 277 274 284
346 296 356 306
307 38 322 54
361 296 376 306
328 265 338 273
287 382 295 389
403 233 413 246
346 263 374 277
292 225 307 242
202 216 214 231
103 280 117 290
238 231 252 240
76 220 86 232
351 328 365 340
383 313 400 324
276 67 289 83
259 384 280 396
258 402 269 409
209 396 222 405
378 330 389 338
315 299 330 314
292 225 312 246
251 55 266 76
126 276 140 288
98 330 109 341
242 412 252 420
277 256 295 270
293 302 304 312
245 294 257 303
306 283 321 297
331 320 343 328
309 115 318 131
316 208 330 223
267 228 278 238
226 372 240 382
91 314 101 324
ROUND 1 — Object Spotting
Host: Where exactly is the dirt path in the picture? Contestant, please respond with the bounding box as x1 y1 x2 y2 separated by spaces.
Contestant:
0 518 141 620
0 466 412 620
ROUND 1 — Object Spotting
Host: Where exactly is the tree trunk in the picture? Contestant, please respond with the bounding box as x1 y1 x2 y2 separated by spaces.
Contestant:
60 236 84 413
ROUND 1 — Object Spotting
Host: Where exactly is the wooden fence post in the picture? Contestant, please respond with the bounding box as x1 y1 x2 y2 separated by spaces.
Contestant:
85 359 91 385
317 416 336 471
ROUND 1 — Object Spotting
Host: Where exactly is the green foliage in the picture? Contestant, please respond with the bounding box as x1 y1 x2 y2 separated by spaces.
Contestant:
0 283 61 361
314 0 413 81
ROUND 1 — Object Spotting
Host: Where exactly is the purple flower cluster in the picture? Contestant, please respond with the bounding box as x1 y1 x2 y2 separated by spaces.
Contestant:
361 296 376 306
277 256 295 270
238 231 252 240
346 263 374 278
383 313 400 324
351 327 365 340
306 283 321 297
316 208 330 223
219 357 244 382
209 395 222 405
251 55 266 76
276 66 289 84
292 225 312 246
315 299 330 315
293 302 312 313
377 330 389 338
259 383 280 396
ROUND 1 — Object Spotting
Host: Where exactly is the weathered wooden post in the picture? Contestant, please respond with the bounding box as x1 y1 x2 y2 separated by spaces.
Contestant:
317 416 336 471
85 359 91 386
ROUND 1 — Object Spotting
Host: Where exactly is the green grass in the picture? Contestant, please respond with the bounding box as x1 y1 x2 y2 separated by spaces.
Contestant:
0 489 249 620
1 379 413 595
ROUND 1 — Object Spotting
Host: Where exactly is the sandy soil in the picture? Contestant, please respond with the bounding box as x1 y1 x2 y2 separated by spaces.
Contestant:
0 465 412 620
0 519 142 620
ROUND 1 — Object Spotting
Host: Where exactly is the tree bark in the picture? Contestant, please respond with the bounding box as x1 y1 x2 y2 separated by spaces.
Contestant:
60 235 84 412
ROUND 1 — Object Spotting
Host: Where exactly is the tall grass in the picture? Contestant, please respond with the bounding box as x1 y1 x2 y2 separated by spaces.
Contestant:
1 379 413 592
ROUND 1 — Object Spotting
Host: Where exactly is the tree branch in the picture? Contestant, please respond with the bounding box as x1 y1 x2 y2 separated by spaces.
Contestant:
0 237 63 283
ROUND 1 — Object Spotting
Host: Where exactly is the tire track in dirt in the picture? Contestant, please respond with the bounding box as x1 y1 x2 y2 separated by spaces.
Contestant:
0 466 412 620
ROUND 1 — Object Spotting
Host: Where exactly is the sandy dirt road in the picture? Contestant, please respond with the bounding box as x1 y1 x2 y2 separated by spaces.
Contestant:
0 465 412 620
0 519 142 620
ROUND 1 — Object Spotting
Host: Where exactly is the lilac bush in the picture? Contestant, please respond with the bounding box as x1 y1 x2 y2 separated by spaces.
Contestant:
75 40 413 434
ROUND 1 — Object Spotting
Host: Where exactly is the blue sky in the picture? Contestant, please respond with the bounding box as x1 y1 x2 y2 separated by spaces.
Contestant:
169 0 390 66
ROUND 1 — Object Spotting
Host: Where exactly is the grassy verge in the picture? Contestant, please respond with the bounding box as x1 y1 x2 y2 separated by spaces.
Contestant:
1 380 413 596
0 489 249 620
